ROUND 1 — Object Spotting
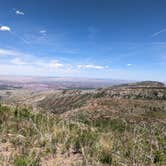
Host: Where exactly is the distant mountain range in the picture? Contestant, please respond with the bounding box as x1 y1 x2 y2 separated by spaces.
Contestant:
0 75 134 91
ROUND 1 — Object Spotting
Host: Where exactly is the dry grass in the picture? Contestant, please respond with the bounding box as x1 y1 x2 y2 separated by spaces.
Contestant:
0 103 165 165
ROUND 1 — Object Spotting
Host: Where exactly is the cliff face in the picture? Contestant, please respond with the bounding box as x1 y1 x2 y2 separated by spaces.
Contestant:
97 81 166 100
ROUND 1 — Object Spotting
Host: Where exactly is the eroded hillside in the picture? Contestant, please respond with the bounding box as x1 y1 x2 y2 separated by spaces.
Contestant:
0 81 166 165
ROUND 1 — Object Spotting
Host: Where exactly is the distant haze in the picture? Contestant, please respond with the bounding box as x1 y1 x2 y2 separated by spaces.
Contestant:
0 75 135 91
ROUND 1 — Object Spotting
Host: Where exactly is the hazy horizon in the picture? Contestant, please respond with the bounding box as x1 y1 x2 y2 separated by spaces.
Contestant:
1 74 166 84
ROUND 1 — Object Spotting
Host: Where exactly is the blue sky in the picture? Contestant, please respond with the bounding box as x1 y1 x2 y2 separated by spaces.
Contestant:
0 0 166 81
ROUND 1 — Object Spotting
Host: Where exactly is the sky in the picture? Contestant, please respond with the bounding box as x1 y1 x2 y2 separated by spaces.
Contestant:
0 0 166 81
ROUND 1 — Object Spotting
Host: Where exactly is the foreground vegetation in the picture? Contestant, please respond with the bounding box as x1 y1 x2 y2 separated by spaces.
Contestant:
0 104 165 165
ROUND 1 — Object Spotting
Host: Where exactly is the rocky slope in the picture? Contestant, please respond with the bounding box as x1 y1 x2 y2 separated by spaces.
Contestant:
36 81 166 114
96 81 166 100
0 81 166 165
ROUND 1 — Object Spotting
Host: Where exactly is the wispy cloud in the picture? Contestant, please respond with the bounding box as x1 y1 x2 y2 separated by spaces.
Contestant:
127 63 132 66
78 64 106 69
40 30 47 37
16 10 24 15
0 48 116 77
0 26 11 31
40 30 47 34
0 48 66 70
10 58 28 65
49 60 64 68
151 28 166 37
10 58 64 70
0 48 28 57
10 31 30 44
0 25 29 44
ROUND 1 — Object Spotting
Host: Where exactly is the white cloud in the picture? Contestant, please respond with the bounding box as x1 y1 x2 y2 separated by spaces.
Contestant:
78 64 105 69
10 58 27 65
40 30 47 37
0 26 11 31
0 49 65 69
151 28 166 37
16 10 24 15
127 64 132 66
0 48 28 57
0 48 114 77
40 30 47 34
0 48 79 76
49 60 64 69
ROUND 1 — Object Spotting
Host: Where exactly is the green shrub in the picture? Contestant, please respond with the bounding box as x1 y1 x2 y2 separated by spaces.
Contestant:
154 150 166 164
93 118 126 132
93 92 105 98
99 151 112 164
14 153 40 166
14 155 28 166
